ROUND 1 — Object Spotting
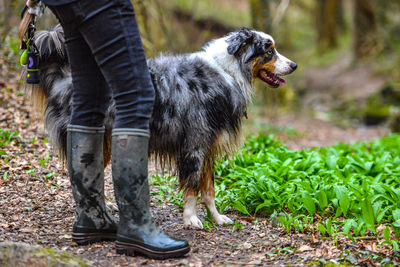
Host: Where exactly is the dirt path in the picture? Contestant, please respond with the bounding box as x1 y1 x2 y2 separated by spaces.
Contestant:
0 72 397 266
301 57 389 115
261 112 390 150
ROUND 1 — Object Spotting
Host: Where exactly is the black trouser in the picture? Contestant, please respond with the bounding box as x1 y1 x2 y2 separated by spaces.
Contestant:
48 0 155 129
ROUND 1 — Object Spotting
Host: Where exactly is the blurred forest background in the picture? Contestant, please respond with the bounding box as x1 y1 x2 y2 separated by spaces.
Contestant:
1 0 400 141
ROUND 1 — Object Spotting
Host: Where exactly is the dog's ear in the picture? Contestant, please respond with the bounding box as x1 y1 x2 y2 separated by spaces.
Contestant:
226 28 254 55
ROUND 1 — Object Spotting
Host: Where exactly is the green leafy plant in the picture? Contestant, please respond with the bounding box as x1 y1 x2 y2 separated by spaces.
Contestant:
214 134 400 235
0 129 18 148
202 206 217 231
275 212 312 234
150 134 400 243
150 174 184 210
232 220 245 232
39 153 51 168
380 226 399 250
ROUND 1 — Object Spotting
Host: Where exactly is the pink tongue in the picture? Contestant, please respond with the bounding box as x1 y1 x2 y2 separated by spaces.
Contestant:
278 78 286 86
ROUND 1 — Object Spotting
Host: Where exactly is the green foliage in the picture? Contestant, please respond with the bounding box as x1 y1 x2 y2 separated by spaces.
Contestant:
8 37 20 57
214 134 400 236
0 129 19 162
275 212 311 234
202 206 218 231
149 134 400 248
380 226 399 250
39 153 51 168
0 35 22 71
172 0 250 28
0 129 19 149
150 174 184 210
0 129 60 186
231 219 245 232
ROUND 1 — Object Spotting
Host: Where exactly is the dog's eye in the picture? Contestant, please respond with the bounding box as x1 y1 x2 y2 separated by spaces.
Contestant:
266 50 274 56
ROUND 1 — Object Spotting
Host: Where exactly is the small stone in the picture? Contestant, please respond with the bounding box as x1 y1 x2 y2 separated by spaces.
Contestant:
271 217 279 227
242 242 252 249
20 228 34 233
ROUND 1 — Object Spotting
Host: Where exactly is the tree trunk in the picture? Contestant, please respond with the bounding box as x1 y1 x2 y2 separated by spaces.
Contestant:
250 0 271 33
336 0 346 34
1 0 14 43
353 0 377 58
316 0 341 51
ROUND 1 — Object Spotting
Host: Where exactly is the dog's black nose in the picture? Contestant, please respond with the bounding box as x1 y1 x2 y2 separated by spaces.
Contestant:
290 62 297 71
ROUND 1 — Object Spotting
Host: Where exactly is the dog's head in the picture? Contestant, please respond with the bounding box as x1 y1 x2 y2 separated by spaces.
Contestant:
226 28 297 88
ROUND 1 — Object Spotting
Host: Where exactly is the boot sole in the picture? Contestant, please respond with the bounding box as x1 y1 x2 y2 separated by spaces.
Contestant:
116 240 190 260
72 232 116 246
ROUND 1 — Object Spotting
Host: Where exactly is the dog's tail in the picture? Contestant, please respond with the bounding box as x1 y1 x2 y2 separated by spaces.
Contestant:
27 24 113 165
28 24 68 110
25 24 72 162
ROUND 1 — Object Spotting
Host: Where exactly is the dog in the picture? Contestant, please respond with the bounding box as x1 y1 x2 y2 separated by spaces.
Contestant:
29 25 297 228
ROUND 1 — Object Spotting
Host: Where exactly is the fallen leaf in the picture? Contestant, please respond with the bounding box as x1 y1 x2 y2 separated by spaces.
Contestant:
297 245 313 253
20 227 34 233
240 217 255 222
312 234 318 243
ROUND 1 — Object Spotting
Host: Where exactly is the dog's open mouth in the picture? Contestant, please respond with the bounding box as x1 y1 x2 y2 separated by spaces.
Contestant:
258 70 286 88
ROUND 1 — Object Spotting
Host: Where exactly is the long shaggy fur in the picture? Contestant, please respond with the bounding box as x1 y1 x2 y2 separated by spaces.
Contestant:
29 25 294 193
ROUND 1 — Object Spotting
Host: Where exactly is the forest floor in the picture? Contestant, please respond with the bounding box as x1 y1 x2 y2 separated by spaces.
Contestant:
0 62 396 267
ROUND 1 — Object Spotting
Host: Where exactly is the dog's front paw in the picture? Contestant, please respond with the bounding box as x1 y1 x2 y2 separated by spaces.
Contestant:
214 214 233 225
184 215 203 229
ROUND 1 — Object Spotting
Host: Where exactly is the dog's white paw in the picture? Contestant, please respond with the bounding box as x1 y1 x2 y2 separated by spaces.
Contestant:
184 215 203 229
214 214 233 225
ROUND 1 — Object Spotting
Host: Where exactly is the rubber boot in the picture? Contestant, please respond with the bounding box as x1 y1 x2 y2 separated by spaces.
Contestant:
67 125 118 245
112 129 190 259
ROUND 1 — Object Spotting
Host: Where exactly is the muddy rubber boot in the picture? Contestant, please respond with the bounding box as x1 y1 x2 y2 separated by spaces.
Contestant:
67 125 118 245
112 129 190 259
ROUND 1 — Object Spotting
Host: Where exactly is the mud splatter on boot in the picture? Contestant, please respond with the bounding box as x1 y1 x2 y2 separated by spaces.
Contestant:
67 125 117 245
112 129 189 259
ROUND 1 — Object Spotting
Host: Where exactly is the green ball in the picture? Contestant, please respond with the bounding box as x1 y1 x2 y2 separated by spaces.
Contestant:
20 49 28 65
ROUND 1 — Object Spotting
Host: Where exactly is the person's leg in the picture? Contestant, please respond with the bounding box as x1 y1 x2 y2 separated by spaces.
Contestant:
66 125 117 245
48 5 117 245
112 129 190 259
49 5 112 127
65 0 189 258
77 0 155 130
